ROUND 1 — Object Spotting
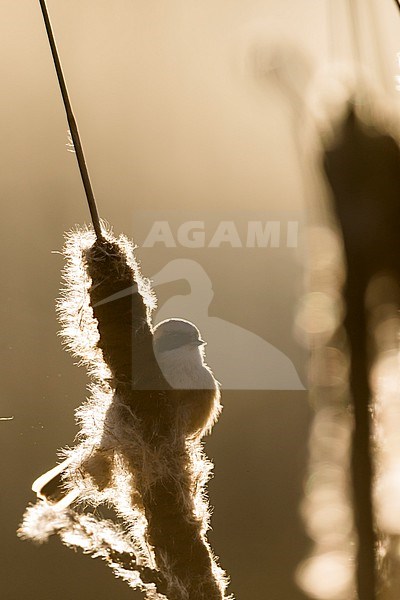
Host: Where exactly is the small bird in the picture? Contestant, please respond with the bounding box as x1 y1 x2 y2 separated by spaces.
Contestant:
153 318 221 436
32 318 220 505
153 319 213 388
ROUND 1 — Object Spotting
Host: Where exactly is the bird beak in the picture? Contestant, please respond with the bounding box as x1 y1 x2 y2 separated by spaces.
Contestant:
190 338 206 347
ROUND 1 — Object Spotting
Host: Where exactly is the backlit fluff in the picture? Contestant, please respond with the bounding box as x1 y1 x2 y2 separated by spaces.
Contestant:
19 226 229 600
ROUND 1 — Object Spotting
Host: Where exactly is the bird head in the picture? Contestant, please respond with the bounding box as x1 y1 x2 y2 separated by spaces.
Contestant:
153 319 206 355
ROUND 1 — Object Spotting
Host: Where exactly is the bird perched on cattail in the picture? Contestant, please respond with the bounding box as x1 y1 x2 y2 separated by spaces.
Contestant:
22 229 227 600
33 316 220 505
22 4 228 597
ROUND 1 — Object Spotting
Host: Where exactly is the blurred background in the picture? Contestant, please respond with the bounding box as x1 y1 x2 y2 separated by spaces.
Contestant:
2 1 400 599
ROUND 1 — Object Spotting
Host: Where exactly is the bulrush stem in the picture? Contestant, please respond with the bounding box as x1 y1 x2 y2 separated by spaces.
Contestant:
38 0 103 240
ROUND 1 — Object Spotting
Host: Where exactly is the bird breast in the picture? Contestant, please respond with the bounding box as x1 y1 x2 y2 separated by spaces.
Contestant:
155 346 217 391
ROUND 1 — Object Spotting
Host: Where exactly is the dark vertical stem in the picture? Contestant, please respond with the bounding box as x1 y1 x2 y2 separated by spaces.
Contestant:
323 108 381 600
38 0 103 240
344 278 376 600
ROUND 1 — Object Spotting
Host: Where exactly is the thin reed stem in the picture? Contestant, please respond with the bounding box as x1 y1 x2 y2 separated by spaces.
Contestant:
38 0 103 240
323 108 379 600
344 280 377 600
